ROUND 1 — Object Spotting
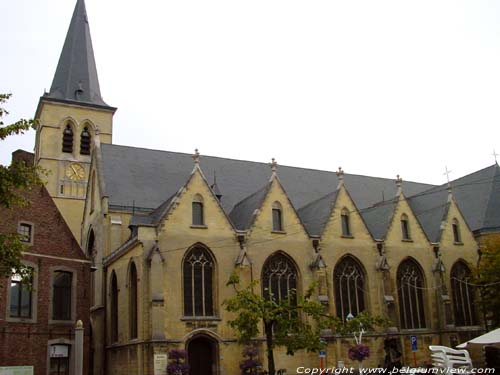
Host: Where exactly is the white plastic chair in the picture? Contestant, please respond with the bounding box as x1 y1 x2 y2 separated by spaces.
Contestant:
429 345 473 373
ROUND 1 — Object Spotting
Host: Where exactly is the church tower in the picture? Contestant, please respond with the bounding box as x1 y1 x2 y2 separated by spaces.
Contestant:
34 0 116 243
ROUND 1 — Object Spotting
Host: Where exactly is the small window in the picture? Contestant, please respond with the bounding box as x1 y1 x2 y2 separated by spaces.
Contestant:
192 195 204 226
401 214 411 240
80 126 91 155
9 271 33 318
17 222 33 243
62 124 73 153
52 271 72 320
341 208 351 236
272 201 283 231
452 218 461 243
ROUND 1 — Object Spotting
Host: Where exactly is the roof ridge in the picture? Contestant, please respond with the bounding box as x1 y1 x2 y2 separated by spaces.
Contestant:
102 143 436 186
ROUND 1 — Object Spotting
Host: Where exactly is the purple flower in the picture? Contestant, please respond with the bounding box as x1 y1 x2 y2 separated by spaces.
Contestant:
167 349 189 375
348 344 370 362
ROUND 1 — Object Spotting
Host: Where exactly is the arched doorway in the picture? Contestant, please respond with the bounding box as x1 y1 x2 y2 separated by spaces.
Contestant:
187 335 217 375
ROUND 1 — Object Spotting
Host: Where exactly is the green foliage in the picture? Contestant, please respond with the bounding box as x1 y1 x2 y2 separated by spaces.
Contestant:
0 93 35 140
224 273 332 375
0 93 42 280
474 238 500 328
224 272 388 375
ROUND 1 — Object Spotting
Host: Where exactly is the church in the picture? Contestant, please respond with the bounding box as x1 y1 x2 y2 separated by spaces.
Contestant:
29 0 500 374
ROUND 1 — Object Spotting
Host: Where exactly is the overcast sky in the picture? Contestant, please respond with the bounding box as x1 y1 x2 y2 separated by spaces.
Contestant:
1 0 500 185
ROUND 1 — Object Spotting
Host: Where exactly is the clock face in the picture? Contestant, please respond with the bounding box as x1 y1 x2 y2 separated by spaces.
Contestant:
66 163 85 181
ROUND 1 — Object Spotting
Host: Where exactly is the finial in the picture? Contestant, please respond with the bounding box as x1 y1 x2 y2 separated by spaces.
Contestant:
395 175 403 197
192 149 200 165
336 166 345 190
336 166 344 180
76 320 83 329
270 158 278 174
395 175 403 187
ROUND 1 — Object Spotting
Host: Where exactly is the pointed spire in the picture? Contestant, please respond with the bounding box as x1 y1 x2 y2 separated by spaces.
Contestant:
47 0 110 108
210 171 223 201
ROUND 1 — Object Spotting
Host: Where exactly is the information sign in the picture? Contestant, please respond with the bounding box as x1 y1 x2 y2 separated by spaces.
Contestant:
411 335 418 352
154 353 168 375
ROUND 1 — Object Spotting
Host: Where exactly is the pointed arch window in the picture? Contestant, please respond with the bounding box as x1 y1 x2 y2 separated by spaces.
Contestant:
183 246 214 317
272 201 284 232
341 208 352 237
334 256 365 319
452 218 462 243
401 214 411 240
129 262 138 339
192 194 204 226
397 259 426 329
62 124 73 153
80 126 91 155
110 272 118 342
262 252 298 304
451 262 477 326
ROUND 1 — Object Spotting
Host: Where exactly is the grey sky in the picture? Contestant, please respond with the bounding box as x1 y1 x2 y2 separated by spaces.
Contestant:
2 0 500 185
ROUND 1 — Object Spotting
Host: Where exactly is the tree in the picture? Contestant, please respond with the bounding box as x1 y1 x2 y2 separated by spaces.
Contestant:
0 93 42 280
223 272 388 375
474 238 500 329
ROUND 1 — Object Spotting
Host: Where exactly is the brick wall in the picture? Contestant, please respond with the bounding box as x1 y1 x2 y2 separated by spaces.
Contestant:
0 185 91 375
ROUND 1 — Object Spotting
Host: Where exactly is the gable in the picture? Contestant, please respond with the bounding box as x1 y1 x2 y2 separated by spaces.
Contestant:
440 199 476 247
385 195 429 245
157 168 235 238
247 177 309 240
0 186 85 260
322 185 372 241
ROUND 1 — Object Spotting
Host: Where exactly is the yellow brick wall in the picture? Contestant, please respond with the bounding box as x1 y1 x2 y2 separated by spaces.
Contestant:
98 173 482 374
35 99 114 243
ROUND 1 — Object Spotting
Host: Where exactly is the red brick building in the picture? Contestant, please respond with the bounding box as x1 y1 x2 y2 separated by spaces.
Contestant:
0 151 91 375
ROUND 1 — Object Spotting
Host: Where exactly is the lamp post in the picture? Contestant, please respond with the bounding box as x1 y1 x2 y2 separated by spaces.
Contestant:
347 313 365 345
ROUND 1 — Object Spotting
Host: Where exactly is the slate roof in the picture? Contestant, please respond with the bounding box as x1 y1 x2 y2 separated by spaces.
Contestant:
229 184 271 230
101 144 433 229
360 198 399 241
101 144 500 237
411 164 500 235
298 191 339 236
407 188 449 243
45 0 111 108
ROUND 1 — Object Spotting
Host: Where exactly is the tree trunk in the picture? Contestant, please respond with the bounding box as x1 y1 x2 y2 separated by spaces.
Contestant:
265 321 276 375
